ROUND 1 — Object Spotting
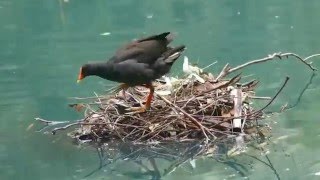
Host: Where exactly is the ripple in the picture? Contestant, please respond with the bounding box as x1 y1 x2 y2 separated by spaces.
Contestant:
0 64 19 71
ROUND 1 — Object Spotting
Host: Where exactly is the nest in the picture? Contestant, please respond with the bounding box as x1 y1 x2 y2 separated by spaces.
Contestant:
68 61 266 143
35 52 318 179
35 52 319 144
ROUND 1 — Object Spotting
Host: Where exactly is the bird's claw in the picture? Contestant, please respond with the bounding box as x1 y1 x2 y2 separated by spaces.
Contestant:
125 105 148 115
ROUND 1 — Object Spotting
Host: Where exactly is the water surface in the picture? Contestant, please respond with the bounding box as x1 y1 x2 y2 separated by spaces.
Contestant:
1 0 320 179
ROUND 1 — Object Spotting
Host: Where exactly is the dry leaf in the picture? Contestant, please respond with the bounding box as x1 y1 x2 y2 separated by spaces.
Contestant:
69 103 85 112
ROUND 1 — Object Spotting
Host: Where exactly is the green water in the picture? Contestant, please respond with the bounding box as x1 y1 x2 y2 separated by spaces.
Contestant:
1 0 320 179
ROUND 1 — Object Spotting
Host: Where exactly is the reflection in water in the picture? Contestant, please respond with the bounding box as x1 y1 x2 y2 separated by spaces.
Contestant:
1 0 320 179
76 134 276 179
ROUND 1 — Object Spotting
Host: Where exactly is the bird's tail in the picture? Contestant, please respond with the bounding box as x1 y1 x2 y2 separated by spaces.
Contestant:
137 32 170 42
165 32 175 43
162 45 186 64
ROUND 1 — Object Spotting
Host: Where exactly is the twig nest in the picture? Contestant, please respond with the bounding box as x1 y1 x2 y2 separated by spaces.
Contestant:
69 61 264 144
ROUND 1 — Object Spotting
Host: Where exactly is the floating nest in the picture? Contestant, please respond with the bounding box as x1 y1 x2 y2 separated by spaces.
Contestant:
35 52 319 145
34 52 318 179
67 58 270 144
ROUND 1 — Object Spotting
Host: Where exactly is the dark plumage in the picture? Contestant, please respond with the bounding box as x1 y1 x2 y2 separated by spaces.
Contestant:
77 32 185 113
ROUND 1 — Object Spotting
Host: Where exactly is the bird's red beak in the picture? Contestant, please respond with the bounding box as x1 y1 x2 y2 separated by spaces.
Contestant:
77 67 84 83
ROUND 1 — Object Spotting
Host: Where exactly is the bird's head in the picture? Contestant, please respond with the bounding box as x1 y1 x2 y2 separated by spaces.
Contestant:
77 64 90 83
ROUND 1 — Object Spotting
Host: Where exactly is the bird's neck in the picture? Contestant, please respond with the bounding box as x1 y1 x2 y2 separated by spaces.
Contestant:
87 62 115 80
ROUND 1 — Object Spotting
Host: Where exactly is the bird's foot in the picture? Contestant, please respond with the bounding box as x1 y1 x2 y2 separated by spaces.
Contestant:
124 84 153 115
125 104 150 115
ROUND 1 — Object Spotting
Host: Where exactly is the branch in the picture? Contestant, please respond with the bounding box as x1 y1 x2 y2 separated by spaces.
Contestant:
248 96 271 100
215 52 317 82
35 117 86 134
52 122 81 135
35 118 70 126
200 73 241 95
252 76 289 114
304 53 320 62
281 52 317 70
214 63 231 82
282 72 316 111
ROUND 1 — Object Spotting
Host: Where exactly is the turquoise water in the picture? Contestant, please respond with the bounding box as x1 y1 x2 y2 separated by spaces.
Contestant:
1 0 320 179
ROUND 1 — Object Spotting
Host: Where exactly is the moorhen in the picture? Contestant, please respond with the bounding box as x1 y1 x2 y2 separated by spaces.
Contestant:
77 32 185 113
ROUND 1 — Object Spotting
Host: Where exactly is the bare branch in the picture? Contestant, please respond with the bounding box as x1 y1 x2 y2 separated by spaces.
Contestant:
52 122 81 135
214 52 317 81
303 53 320 62
253 76 290 114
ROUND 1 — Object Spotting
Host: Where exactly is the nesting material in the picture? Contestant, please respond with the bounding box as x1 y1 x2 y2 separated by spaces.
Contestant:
69 57 265 143
36 52 318 143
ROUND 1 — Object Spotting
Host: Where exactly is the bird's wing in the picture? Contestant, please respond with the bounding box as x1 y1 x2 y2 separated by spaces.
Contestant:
112 42 166 65
113 59 154 80
112 46 145 63
110 32 173 64
115 32 170 54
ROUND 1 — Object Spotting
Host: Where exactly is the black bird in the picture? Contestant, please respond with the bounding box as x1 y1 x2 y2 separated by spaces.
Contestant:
77 32 185 113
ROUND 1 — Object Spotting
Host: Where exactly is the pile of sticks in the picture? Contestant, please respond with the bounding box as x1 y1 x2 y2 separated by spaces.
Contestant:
34 52 318 179
35 52 318 144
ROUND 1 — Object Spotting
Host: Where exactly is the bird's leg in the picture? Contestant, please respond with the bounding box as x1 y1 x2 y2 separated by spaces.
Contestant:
144 84 154 110
126 83 154 114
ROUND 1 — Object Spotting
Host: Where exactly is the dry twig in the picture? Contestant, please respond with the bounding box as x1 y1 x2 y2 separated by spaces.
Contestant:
214 52 317 82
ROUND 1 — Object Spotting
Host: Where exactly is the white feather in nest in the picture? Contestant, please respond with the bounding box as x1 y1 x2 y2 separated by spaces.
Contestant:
182 56 205 83
155 76 180 95
156 56 211 95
